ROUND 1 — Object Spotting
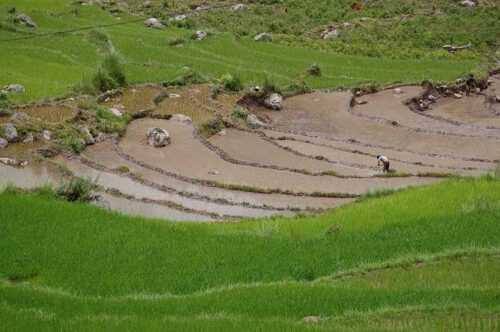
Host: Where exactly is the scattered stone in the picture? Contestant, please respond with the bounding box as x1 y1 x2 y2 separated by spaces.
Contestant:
3 84 25 94
254 32 272 42
172 14 187 22
442 43 472 53
14 14 37 28
264 93 283 110
427 94 438 102
393 88 403 94
1 123 18 142
195 5 211 11
109 107 123 117
303 316 321 324
231 3 247 11
246 114 265 129
142 1 152 8
495 95 500 103
147 128 170 147
10 112 30 122
170 114 192 123
194 30 208 41
0 157 27 167
356 99 368 105
168 93 181 98
321 25 340 40
95 132 107 143
22 133 34 144
42 130 52 141
391 120 399 126
218 129 227 136
80 126 95 145
144 17 164 29
37 147 59 158
453 93 463 99
460 0 477 7
0 138 7 149
208 170 220 175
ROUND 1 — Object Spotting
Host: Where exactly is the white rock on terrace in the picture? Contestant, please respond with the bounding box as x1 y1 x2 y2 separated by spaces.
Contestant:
246 114 265 129
42 130 52 141
231 3 247 11
144 17 164 29
1 123 18 142
254 32 272 42
170 114 192 123
15 14 37 28
147 128 171 147
3 84 25 94
194 30 208 41
460 0 477 7
0 138 8 149
109 107 123 117
264 93 283 110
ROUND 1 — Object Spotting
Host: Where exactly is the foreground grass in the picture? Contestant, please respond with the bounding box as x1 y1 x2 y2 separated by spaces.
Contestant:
1 177 500 330
0 1 479 103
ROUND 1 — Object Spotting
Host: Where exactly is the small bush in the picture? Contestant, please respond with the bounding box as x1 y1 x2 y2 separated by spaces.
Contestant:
262 75 280 94
210 84 223 99
102 54 127 87
199 116 225 137
231 107 248 120
168 37 185 46
168 67 206 86
56 177 97 202
307 63 321 76
220 73 243 92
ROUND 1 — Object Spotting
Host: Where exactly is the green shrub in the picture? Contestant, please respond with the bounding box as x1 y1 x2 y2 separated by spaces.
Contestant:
221 73 243 92
231 106 248 120
199 116 225 137
102 54 127 87
56 177 97 202
168 67 207 86
307 63 321 76
168 37 185 46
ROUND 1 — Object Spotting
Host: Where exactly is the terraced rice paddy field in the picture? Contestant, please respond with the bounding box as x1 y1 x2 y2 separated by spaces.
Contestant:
1 0 500 330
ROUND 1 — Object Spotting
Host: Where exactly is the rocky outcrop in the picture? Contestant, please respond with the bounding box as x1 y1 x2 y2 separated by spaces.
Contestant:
147 128 170 147
254 32 272 42
0 138 7 149
14 14 37 28
264 93 283 110
144 17 164 29
1 123 18 142
246 114 265 129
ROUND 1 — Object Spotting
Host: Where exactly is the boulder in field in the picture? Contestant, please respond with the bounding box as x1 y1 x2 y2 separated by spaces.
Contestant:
14 14 37 28
231 4 247 11
460 0 477 7
246 114 265 129
147 128 170 147
170 114 192 123
0 138 7 149
194 30 208 41
254 32 272 42
264 93 283 110
3 84 25 94
144 18 164 29
1 123 18 142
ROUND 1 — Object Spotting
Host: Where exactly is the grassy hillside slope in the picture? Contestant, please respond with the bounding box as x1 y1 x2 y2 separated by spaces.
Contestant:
0 0 482 103
1 176 500 330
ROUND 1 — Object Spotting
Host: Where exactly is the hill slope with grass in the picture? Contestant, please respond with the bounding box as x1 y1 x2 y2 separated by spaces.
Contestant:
1 176 500 330
1 0 494 103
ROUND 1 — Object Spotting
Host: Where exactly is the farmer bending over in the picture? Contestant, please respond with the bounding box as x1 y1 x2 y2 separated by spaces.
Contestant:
377 155 390 173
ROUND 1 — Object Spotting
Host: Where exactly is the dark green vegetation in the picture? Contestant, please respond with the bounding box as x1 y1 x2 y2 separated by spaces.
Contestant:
0 0 491 103
1 176 500 330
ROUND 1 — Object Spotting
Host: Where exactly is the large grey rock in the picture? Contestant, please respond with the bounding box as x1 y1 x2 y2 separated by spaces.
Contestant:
254 32 272 42
144 18 164 29
0 138 7 149
15 14 37 28
194 30 208 41
1 123 18 142
460 0 477 7
246 114 265 129
264 93 283 110
80 126 95 145
170 114 192 123
3 84 25 94
231 3 247 11
147 128 170 147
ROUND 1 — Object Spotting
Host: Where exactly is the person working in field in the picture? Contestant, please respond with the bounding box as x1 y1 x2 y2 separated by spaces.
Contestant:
377 155 390 173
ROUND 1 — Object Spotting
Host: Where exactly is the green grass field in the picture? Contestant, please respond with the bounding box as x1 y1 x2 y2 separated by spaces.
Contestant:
0 0 483 103
1 176 500 330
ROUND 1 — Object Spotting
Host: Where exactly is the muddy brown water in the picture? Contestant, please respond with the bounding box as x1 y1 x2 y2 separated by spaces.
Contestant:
257 92 500 163
209 128 374 177
82 140 352 211
352 86 500 139
119 118 438 196
59 156 287 219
